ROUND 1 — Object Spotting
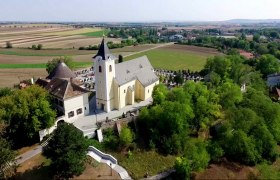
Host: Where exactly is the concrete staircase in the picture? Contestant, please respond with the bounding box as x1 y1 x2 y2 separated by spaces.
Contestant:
87 146 131 179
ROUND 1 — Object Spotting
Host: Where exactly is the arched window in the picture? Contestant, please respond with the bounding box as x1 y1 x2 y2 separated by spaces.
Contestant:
109 65 112 72
99 66 102 72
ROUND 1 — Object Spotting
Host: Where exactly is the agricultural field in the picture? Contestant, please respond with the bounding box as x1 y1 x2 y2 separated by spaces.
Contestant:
125 44 222 71
0 25 119 49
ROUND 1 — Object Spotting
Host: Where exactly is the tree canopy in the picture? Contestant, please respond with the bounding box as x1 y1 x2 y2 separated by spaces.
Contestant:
43 123 88 179
0 85 56 147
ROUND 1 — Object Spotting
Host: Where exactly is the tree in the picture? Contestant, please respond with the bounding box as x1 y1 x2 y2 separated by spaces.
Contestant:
43 123 88 179
0 85 56 147
31 44 37 50
253 33 260 42
46 56 74 74
5 41 12 48
119 126 134 147
37 44 43 50
174 157 191 180
118 54 123 63
152 84 169 105
256 54 280 77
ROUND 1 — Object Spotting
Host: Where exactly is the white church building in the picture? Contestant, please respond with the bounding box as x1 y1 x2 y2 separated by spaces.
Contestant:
94 38 159 112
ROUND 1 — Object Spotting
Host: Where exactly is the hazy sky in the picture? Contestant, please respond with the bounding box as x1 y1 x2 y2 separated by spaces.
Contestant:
0 0 279 22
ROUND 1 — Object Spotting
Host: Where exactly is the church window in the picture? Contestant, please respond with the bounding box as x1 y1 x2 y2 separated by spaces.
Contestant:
76 108 83 115
99 66 102 72
109 65 112 72
124 90 126 93
148 89 150 93
68 111 74 118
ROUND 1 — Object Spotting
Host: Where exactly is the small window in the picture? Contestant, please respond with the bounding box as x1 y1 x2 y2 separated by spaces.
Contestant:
124 90 126 93
68 111 74 118
85 107 87 110
109 65 112 72
148 89 150 93
76 108 83 115
99 66 102 73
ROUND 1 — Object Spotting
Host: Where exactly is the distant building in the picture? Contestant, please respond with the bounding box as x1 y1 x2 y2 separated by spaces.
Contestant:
94 38 159 112
169 34 184 41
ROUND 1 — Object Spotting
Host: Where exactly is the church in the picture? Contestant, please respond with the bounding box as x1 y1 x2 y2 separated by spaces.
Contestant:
94 38 159 112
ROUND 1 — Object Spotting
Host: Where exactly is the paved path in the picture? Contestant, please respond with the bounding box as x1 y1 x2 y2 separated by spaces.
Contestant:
141 168 175 180
124 42 174 58
87 148 131 180
15 139 49 165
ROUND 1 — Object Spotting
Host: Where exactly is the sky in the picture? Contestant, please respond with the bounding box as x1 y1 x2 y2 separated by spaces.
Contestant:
0 0 280 22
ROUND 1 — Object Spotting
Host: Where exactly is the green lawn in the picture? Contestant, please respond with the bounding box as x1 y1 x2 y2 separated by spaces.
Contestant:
125 49 210 71
110 150 176 179
80 30 109 37
0 62 92 69
0 51 65 57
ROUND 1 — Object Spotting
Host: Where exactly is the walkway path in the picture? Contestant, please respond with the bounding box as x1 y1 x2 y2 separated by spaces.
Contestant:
124 42 174 58
141 168 175 180
87 146 131 180
15 138 49 165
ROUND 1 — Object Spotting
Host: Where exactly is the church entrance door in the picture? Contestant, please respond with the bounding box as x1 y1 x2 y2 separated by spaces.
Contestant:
101 103 105 111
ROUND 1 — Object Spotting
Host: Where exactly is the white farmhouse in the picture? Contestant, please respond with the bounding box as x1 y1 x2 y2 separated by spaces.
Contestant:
36 62 89 123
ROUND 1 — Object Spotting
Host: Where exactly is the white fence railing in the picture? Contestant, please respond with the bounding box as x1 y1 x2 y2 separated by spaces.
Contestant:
88 146 117 164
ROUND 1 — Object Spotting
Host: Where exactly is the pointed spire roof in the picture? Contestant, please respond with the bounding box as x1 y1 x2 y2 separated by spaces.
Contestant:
46 62 76 80
93 38 116 60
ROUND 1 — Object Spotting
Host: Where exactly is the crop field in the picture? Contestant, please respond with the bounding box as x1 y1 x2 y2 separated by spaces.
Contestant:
125 44 222 71
0 25 113 48
80 29 110 37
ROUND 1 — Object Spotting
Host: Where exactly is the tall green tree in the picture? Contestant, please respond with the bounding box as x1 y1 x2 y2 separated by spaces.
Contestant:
256 54 280 77
0 85 56 147
43 123 88 179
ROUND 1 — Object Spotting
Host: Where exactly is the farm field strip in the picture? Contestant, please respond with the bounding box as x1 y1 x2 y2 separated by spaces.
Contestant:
0 62 93 69
0 35 48 43
41 28 103 36
0 36 62 46
0 27 72 35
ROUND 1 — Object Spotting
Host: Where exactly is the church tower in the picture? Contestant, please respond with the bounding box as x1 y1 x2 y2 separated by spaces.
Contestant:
93 38 116 112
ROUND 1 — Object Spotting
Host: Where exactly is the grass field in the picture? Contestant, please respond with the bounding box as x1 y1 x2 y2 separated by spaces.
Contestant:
110 150 175 179
80 29 109 37
125 49 207 71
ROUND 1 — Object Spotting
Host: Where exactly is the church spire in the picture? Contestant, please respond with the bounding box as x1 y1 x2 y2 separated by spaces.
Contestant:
93 37 116 60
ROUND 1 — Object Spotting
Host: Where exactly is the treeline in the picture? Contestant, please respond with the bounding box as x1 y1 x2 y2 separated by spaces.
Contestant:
179 36 280 58
137 55 280 179
79 39 136 50
108 28 160 44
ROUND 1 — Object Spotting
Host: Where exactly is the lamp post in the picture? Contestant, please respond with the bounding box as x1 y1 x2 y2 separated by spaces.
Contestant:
110 162 112 176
